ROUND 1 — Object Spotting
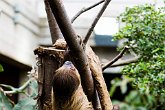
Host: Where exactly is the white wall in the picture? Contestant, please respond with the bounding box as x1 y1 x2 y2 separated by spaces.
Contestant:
0 0 40 66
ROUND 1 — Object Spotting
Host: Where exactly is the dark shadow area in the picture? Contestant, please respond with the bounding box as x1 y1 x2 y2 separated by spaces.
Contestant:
103 73 132 101
0 54 31 103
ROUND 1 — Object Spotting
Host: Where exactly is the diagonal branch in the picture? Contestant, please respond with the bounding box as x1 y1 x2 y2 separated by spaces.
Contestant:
83 0 112 45
48 0 94 101
110 57 139 67
102 46 129 71
44 0 63 44
71 0 105 23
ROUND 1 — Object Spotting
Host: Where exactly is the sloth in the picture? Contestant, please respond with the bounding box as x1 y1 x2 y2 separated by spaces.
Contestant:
52 61 93 110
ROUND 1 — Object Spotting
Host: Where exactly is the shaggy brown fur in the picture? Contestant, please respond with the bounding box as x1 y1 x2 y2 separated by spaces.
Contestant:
52 61 93 110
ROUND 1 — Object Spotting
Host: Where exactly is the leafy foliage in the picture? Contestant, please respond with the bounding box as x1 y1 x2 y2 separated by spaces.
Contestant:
114 4 165 108
110 78 156 110
110 77 132 97
113 90 156 110
0 78 37 110
13 97 36 110
0 90 13 110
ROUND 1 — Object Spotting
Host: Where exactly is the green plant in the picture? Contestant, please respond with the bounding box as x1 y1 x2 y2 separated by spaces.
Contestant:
0 78 37 110
110 77 132 97
114 4 165 108
0 64 3 72
110 78 157 110
112 90 156 110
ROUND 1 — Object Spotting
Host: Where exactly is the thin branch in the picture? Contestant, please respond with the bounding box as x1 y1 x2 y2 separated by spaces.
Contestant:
44 0 63 44
83 0 112 45
48 0 94 101
110 57 139 67
0 79 33 94
71 0 105 23
0 84 15 90
102 47 129 71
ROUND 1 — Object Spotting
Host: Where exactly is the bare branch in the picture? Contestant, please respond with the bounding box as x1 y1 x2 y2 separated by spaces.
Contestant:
102 47 129 71
48 0 94 101
44 0 63 44
86 46 113 109
83 0 112 45
110 57 139 67
71 0 105 23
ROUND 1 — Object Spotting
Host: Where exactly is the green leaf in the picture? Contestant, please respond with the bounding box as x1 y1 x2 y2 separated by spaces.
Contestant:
13 97 37 110
0 90 13 110
152 48 160 53
109 83 118 96
29 80 38 97
0 64 4 72
110 78 122 96
120 79 128 94
125 90 139 104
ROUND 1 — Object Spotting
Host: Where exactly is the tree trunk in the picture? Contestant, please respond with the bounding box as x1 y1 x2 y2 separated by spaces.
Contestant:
34 47 65 110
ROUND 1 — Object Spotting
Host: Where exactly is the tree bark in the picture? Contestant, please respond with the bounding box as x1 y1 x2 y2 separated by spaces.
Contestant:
34 47 65 110
86 46 113 110
48 0 94 101
44 0 63 44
